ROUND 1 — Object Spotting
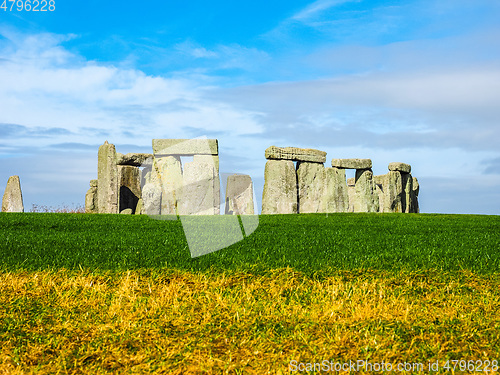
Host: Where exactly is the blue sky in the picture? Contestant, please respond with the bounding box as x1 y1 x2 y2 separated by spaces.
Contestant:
1 0 500 214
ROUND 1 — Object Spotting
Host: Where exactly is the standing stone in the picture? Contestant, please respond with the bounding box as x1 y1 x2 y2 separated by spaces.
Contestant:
225 174 254 215
373 175 386 213
411 177 420 213
135 198 143 215
296 161 326 213
402 173 413 213
194 155 220 215
347 185 355 213
97 141 119 214
322 167 349 213
178 161 217 215
142 167 162 215
2 175 24 213
155 156 183 215
85 179 98 213
262 160 297 214
118 165 141 214
353 169 379 212
382 171 404 213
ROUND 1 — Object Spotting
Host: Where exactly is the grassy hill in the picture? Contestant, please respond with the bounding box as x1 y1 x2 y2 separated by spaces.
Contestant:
0 212 498 274
0 213 499 373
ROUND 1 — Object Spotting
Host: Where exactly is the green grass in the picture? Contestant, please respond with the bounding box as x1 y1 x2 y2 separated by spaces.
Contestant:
0 212 498 275
1 212 499 373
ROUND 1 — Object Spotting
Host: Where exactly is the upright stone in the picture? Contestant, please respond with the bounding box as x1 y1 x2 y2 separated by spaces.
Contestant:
296 161 326 213
347 185 355 213
142 167 162 215
353 169 379 212
97 141 119 214
118 165 141 214
225 174 254 215
85 179 98 213
411 177 420 213
402 173 413 213
135 198 143 215
383 171 404 213
194 155 220 215
323 167 349 213
262 160 297 214
178 161 217 215
155 156 183 215
373 175 387 212
2 176 24 213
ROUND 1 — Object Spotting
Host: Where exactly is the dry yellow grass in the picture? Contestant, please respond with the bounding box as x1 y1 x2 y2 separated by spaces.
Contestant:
0 268 499 374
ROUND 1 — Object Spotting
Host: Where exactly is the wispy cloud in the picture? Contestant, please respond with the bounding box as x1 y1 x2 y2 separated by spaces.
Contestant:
291 0 359 21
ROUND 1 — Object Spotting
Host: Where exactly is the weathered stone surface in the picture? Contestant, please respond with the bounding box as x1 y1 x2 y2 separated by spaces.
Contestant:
142 167 162 215
296 161 326 213
382 171 404 213
353 169 379 212
153 139 218 155
97 141 119 214
118 165 141 214
194 155 220 214
85 180 98 214
262 160 297 214
388 162 411 173
373 175 385 186
347 185 355 213
117 153 153 166
331 158 372 169
265 146 326 163
346 177 355 186
2 176 24 213
120 208 133 214
411 177 420 213
225 174 254 215
322 167 349 213
373 175 387 212
194 155 219 172
412 177 419 196
402 173 413 213
178 161 218 215
135 198 143 215
155 156 183 215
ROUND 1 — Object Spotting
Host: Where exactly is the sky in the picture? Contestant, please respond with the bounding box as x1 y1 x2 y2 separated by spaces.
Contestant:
1 0 499 214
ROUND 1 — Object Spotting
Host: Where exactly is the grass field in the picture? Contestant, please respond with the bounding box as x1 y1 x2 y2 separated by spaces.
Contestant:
0 213 499 373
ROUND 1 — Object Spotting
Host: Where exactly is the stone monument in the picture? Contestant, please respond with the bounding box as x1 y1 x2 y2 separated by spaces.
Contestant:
2 175 24 213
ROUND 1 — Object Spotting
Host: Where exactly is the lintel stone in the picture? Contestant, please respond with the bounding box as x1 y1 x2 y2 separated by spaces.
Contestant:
117 153 153 166
153 139 218 156
265 146 326 163
331 158 372 169
388 162 411 173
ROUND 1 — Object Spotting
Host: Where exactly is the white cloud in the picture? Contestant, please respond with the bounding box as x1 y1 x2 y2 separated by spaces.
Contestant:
0 31 264 150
